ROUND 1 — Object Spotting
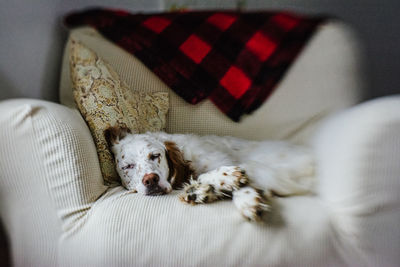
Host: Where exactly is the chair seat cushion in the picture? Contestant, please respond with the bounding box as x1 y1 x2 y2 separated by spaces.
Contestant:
59 188 344 267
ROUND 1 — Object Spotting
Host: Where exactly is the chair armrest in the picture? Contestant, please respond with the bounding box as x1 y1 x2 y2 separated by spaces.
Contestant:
312 96 400 266
0 99 107 233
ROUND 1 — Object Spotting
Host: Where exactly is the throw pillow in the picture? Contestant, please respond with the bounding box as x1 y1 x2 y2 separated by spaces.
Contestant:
69 39 169 185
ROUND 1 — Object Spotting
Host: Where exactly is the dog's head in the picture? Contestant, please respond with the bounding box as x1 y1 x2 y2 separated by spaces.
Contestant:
106 127 192 195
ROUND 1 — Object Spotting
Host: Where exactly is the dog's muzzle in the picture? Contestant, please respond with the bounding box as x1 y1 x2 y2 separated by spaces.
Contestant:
142 173 166 196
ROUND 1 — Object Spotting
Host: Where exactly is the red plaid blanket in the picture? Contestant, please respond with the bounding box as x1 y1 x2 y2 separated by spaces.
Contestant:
65 9 324 121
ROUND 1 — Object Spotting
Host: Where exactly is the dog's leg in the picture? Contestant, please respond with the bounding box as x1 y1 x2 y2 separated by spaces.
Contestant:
179 166 249 204
198 166 249 193
232 187 271 221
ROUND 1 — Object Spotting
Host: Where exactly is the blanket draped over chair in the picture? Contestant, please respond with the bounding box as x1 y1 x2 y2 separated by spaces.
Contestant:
65 8 324 121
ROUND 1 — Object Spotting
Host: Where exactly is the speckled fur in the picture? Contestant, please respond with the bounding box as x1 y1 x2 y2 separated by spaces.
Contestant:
109 129 315 221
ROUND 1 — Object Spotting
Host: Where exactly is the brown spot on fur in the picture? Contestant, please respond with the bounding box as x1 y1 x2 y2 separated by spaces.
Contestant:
104 125 131 147
164 141 194 189
223 172 227 176
232 171 242 176
122 155 125 159
220 181 225 186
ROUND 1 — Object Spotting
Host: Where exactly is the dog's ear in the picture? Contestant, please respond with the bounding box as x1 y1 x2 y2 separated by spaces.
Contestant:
105 126 131 147
164 141 194 189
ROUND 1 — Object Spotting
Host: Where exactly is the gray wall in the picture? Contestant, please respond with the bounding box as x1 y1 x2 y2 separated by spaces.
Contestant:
0 0 162 102
1 0 399 102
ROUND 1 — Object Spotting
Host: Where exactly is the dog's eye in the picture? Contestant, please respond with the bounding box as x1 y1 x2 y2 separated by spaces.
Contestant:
150 153 161 161
122 164 135 170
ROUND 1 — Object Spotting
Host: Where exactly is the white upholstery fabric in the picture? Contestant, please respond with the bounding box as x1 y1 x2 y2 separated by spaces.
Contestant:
60 188 343 267
59 21 364 144
0 99 107 266
312 96 400 267
0 100 61 267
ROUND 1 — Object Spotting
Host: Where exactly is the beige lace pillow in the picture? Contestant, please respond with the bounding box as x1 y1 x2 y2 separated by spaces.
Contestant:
69 39 169 185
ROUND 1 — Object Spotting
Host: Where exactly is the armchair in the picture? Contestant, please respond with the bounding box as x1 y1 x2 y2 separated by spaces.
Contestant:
1 20 399 267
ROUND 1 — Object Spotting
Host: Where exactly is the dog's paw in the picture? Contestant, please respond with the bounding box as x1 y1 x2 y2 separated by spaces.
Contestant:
198 166 249 194
179 180 220 205
233 186 271 222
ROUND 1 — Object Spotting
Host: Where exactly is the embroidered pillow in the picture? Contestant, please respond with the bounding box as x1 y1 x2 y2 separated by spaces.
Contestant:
69 39 169 185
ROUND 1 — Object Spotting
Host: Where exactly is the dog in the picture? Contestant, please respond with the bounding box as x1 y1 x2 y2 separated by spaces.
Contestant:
106 127 315 221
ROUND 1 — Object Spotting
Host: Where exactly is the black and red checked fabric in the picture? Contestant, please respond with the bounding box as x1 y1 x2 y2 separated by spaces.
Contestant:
65 9 324 121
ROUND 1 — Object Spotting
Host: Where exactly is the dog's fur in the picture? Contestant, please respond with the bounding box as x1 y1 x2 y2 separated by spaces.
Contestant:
106 127 315 221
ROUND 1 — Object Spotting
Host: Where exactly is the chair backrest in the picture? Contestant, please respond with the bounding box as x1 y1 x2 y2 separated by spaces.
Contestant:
60 22 364 144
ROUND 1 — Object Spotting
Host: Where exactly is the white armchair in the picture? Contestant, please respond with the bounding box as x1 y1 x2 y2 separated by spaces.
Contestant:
1 21 399 267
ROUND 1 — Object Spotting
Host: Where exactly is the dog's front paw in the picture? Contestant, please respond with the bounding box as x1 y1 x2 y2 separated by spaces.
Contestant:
233 187 271 221
179 180 220 205
198 166 249 193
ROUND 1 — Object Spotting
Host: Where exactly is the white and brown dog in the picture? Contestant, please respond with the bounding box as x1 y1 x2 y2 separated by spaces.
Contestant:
106 127 315 221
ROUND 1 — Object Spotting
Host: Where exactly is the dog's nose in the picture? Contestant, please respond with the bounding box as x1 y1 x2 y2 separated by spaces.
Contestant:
142 173 160 188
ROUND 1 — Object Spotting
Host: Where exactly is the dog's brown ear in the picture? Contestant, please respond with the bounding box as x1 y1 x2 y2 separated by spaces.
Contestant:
164 141 194 189
105 126 131 147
